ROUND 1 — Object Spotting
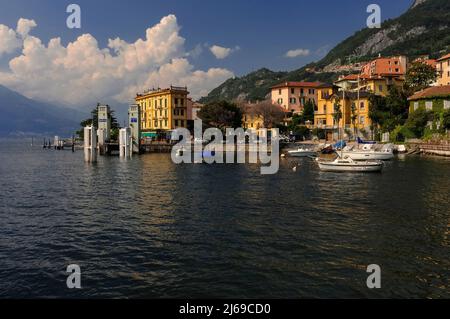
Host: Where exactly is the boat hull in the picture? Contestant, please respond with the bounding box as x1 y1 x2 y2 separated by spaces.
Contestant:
318 161 383 172
342 151 394 161
288 150 316 157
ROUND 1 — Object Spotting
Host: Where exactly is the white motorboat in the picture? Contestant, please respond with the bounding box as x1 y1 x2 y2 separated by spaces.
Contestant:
341 144 394 161
287 148 317 157
317 156 383 172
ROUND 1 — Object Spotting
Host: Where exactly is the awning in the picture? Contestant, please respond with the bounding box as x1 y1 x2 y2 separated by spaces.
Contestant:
141 132 158 138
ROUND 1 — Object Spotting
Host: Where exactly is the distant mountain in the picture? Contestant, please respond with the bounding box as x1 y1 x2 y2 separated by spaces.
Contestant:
0 85 87 137
200 0 450 104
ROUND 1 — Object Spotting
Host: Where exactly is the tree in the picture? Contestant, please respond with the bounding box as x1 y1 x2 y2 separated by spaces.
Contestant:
404 109 431 138
404 61 438 94
76 105 120 140
246 100 285 129
442 110 450 130
332 99 343 140
302 100 315 124
350 103 358 137
197 100 243 131
369 86 409 137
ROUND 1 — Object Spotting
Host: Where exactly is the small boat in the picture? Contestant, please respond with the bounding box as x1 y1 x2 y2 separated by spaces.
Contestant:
287 148 316 157
342 144 394 161
317 156 383 172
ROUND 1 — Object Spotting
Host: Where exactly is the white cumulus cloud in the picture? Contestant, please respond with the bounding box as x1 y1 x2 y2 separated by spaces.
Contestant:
0 25 21 56
285 48 310 58
16 18 37 37
209 45 239 59
0 15 234 107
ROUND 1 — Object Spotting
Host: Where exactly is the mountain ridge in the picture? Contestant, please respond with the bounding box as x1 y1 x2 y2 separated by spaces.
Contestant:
200 0 450 104
0 85 87 137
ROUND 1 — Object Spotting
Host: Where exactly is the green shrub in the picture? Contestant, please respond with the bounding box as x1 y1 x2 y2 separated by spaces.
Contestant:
391 125 415 142
404 109 432 138
443 110 450 130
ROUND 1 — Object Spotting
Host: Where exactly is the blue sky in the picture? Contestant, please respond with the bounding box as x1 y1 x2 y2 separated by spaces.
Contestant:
0 0 413 110
0 0 412 74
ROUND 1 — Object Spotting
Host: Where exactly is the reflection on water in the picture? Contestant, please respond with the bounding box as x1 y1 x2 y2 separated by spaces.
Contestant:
0 139 449 298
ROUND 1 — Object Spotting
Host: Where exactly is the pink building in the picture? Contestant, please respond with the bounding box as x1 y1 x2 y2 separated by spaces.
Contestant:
271 81 322 114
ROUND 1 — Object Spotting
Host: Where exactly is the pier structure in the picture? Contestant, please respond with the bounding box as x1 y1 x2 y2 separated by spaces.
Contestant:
98 105 111 141
97 128 107 155
128 104 141 154
84 126 97 163
119 128 132 158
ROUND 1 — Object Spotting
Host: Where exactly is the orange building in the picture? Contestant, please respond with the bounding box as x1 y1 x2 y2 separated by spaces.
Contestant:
271 81 322 114
437 53 450 86
360 55 407 78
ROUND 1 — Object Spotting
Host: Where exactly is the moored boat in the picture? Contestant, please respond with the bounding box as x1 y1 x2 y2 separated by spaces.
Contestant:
287 148 316 157
341 144 394 161
317 156 383 172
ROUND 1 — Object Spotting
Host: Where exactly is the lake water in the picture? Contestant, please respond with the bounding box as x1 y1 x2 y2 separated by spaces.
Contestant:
0 138 449 298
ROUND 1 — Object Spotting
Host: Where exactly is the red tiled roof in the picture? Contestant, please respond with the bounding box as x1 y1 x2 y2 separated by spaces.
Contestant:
408 85 450 100
437 53 450 62
271 81 323 89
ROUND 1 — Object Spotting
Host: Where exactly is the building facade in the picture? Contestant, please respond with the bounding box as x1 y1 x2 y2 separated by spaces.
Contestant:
314 84 372 141
135 86 189 135
436 54 450 86
408 85 450 113
271 81 322 114
187 98 204 121
360 55 407 78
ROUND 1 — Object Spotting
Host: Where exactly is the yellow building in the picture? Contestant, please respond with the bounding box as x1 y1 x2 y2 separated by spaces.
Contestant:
242 103 265 131
437 53 450 86
335 74 404 97
135 86 189 135
314 84 372 141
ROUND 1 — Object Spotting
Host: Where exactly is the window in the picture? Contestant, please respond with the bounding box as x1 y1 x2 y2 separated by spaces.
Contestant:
300 88 304 96
323 105 327 114
444 100 450 110
174 98 179 105
289 98 297 104
425 101 433 111
277 98 283 104
279 89 282 95
414 102 419 111
359 116 365 125
360 101 365 110
291 88 295 94
378 85 383 92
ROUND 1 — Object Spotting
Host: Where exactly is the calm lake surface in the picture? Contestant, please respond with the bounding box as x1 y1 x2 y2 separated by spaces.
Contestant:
0 138 449 298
